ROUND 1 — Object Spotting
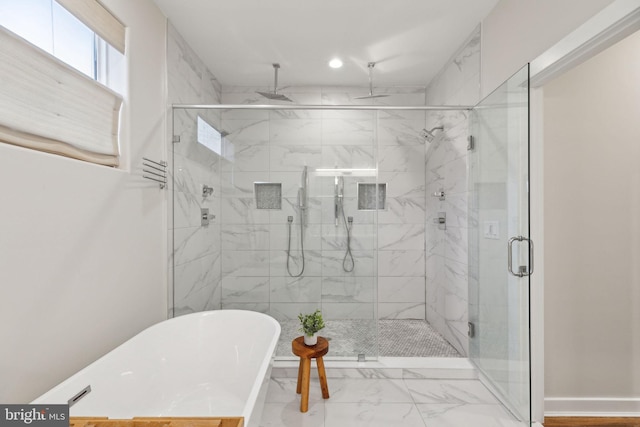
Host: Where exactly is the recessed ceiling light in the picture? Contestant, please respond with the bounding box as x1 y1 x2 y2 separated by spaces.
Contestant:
329 58 343 69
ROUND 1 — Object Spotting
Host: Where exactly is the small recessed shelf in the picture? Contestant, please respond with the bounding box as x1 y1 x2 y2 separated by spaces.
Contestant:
254 182 282 209
357 183 386 210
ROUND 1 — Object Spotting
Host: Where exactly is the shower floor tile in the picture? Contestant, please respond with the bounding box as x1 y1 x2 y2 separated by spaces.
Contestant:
275 319 460 359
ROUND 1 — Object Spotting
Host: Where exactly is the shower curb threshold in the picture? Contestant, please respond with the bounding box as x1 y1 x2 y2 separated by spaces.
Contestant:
272 357 478 380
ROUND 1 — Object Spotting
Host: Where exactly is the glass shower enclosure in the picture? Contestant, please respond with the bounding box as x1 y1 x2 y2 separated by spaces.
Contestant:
170 105 380 360
468 64 531 423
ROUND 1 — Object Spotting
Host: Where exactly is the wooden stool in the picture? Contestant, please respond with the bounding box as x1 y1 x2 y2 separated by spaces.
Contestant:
291 336 330 412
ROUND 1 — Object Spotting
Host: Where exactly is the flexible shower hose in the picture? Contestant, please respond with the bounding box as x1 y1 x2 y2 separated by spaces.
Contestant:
286 214 305 277
342 208 355 273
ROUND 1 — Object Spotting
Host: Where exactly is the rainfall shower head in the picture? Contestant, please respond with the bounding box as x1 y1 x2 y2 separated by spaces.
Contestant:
421 126 444 143
256 63 293 102
354 62 390 100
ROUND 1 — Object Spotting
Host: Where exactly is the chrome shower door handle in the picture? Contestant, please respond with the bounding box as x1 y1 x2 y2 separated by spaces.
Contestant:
508 236 534 277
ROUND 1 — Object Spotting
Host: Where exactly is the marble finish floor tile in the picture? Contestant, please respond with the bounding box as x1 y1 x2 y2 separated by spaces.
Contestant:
260 377 525 427
406 379 500 404
325 403 427 427
328 378 413 403
416 403 523 427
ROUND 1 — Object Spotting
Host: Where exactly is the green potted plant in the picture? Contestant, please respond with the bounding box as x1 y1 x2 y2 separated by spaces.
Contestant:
298 309 325 346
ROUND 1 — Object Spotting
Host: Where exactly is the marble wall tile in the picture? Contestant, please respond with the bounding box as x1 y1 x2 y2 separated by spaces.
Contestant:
322 276 375 303
268 171 321 198
270 276 322 303
173 190 204 229
270 302 321 322
445 192 470 228
221 276 269 303
221 250 269 276
275 197 323 225
220 197 270 224
426 157 468 198
320 196 375 226
377 118 427 146
378 224 426 251
221 302 269 313
320 91 377 111
269 144 323 172
378 145 425 173
270 249 323 277
444 226 468 264
321 145 375 169
220 140 270 172
321 223 375 251
221 224 270 250
173 151 219 196
378 250 425 277
377 196 426 224
269 119 322 144
173 224 219 266
173 253 221 315
424 28 480 107
269 224 322 251
379 172 425 200
321 250 374 277
425 112 469 168
379 303 426 320
321 118 375 145
378 276 425 303
220 171 270 197
421 27 477 354
426 224 445 256
321 303 375 320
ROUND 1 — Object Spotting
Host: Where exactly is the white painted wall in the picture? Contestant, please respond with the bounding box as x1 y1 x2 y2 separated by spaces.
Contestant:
543 28 640 407
481 0 614 97
0 0 168 403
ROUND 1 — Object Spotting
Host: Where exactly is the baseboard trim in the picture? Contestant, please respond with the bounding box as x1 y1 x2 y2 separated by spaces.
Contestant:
545 397 640 417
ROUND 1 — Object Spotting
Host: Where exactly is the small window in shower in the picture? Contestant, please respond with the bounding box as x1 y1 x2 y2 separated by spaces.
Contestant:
197 116 222 155
254 183 282 209
357 183 386 210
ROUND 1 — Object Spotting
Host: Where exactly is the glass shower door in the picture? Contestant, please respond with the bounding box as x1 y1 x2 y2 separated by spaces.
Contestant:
468 64 531 423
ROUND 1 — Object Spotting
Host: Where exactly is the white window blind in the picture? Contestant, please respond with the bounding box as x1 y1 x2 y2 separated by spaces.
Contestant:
0 26 122 166
55 0 125 54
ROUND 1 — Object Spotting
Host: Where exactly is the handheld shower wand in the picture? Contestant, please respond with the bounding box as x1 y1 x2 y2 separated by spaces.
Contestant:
287 166 308 277
334 174 354 272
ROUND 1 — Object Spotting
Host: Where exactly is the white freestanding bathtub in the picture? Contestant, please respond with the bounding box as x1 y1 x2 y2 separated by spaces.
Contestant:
33 310 281 427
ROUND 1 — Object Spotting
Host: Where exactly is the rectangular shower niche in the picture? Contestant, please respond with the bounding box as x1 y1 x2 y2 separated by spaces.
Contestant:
357 182 387 210
254 182 282 209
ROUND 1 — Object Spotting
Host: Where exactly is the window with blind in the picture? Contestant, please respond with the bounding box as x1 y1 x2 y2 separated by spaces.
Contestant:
0 0 125 167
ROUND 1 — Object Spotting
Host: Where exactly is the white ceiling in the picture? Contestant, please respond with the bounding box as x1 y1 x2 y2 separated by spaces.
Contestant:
152 0 499 88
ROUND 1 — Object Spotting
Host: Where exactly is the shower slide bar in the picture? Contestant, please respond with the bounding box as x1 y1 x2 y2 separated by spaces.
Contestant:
173 104 473 111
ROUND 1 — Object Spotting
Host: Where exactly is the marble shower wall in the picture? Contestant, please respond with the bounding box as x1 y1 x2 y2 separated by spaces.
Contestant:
424 26 481 356
218 87 427 323
167 23 223 316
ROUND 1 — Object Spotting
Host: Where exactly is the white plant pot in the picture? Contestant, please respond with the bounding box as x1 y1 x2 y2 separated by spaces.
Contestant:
303 333 318 346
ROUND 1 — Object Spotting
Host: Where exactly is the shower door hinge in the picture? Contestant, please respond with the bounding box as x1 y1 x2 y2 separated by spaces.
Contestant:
467 135 475 151
468 322 475 338
172 135 181 143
